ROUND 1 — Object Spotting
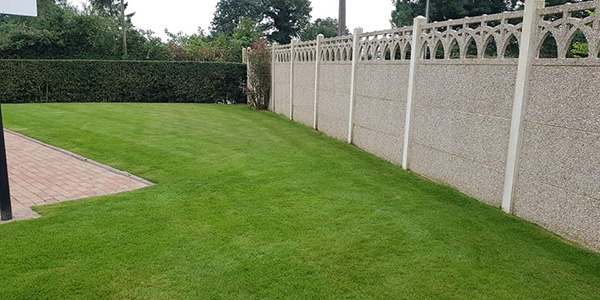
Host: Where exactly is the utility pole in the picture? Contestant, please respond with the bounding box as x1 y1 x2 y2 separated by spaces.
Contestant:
121 0 127 58
425 0 430 23
338 0 346 36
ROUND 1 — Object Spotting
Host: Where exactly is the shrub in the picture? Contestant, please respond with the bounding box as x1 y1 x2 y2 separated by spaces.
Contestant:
0 60 246 103
246 40 271 110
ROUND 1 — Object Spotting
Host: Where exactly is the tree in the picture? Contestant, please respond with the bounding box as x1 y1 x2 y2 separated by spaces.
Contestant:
211 0 265 35
263 0 311 44
233 17 263 47
166 18 262 62
211 0 312 44
0 0 170 60
300 17 347 41
89 0 132 17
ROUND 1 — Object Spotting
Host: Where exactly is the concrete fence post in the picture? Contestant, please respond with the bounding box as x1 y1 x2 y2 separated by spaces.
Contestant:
313 34 324 130
270 43 277 112
502 0 545 213
347 27 363 144
402 16 427 170
289 40 296 120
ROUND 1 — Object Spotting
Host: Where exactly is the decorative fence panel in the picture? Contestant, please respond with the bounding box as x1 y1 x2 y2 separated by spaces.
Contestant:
272 45 291 117
315 36 354 141
292 41 318 127
258 0 600 250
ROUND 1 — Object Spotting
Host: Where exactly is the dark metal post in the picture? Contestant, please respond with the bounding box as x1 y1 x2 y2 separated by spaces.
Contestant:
338 0 346 36
0 102 12 221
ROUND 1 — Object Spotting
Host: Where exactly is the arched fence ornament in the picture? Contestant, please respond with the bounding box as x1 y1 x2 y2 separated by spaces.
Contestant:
536 1 600 59
320 35 353 62
419 11 525 60
357 27 414 62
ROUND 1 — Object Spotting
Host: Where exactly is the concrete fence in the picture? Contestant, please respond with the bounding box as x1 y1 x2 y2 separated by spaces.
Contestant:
258 0 600 250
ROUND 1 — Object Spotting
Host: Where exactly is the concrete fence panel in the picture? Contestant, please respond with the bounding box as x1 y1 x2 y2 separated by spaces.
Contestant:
292 63 316 127
318 62 353 141
410 62 518 205
514 62 600 249
273 45 292 117
353 62 410 165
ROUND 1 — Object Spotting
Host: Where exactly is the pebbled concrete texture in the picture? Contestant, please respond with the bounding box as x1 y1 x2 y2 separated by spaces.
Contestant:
354 95 406 135
409 64 514 205
319 63 352 94
353 125 404 165
527 65 600 133
352 94 406 164
292 63 316 126
356 63 410 101
409 143 505 205
273 62 291 117
412 105 510 171
518 123 600 200
317 63 352 141
317 114 348 141
515 65 600 250
291 106 314 128
515 176 600 250
349 63 409 166
415 64 517 118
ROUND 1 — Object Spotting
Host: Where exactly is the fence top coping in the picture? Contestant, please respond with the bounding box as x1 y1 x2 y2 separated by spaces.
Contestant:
539 0 598 15
359 27 414 38
321 35 354 44
421 10 525 30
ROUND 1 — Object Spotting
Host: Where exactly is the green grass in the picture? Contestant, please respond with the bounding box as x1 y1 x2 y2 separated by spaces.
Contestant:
0 103 598 300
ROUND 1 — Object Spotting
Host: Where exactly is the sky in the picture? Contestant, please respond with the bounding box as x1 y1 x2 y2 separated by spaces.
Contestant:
71 0 395 40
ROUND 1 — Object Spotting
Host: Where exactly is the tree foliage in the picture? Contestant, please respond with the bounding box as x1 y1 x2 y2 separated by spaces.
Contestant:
90 0 124 16
211 0 265 35
263 0 312 44
211 0 312 44
246 40 271 110
167 17 262 62
0 0 170 60
300 17 348 41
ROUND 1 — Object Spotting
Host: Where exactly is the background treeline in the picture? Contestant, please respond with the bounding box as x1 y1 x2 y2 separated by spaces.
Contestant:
0 0 170 60
0 0 345 62
0 0 584 63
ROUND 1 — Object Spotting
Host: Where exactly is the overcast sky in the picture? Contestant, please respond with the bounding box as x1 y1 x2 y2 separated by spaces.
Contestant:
71 0 395 40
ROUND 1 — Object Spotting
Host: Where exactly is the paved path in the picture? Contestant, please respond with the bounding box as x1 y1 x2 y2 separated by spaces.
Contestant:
4 130 151 221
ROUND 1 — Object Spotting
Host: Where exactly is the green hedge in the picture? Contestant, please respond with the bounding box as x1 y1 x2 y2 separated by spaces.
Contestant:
0 60 247 103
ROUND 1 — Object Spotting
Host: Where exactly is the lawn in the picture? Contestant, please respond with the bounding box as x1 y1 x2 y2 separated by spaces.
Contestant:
1 103 599 299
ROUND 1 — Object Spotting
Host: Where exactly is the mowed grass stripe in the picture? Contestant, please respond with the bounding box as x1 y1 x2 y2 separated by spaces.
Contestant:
0 103 598 299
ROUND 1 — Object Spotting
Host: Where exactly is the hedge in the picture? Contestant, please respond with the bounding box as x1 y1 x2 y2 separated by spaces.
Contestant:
0 60 247 103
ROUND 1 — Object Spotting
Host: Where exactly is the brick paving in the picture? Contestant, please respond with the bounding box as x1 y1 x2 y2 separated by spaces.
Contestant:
3 130 151 221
